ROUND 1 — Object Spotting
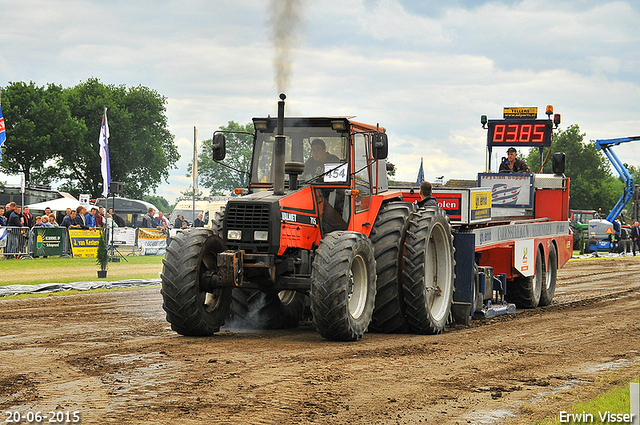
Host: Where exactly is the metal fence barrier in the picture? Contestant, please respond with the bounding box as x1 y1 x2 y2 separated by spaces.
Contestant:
0 227 33 259
1 226 175 259
1 227 73 259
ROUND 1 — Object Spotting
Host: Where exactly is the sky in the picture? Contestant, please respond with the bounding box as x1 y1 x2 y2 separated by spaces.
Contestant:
1 0 640 204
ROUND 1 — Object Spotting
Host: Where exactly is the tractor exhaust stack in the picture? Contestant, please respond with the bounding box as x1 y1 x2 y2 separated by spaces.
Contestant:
273 93 286 195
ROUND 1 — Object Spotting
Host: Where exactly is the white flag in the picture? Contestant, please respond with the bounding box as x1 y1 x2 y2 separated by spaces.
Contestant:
99 109 111 197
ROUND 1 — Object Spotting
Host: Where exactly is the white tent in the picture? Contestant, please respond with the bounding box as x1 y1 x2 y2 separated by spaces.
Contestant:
27 197 83 212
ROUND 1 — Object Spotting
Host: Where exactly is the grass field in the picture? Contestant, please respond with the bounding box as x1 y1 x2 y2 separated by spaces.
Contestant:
540 377 639 425
0 255 164 285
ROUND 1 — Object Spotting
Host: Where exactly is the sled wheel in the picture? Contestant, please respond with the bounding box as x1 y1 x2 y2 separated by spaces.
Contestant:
506 246 544 308
539 244 557 306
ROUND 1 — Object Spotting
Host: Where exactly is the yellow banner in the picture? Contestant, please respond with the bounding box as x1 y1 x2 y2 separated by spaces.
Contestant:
137 228 166 240
503 107 537 119
470 191 492 221
69 229 103 258
137 228 167 256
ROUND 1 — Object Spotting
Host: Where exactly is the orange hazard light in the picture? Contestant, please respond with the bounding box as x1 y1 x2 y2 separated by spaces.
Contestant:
606 227 614 234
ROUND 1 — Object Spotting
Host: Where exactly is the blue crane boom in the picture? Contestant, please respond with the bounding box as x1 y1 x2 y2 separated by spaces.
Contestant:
595 136 639 223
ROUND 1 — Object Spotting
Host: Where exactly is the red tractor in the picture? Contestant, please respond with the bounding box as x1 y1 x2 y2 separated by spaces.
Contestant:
161 94 456 341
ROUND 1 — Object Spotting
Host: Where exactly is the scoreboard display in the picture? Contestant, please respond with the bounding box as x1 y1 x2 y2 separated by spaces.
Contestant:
487 119 553 148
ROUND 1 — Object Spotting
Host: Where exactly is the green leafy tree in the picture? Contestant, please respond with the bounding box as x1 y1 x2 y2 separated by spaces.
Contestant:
180 187 204 198
0 81 84 186
60 78 179 198
526 124 622 213
623 164 640 218
194 121 253 195
142 195 170 211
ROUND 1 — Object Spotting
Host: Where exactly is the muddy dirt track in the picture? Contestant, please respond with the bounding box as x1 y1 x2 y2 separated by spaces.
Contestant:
1 257 640 425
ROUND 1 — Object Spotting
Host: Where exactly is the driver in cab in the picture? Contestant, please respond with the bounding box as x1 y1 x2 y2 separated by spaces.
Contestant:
499 147 530 173
303 138 340 181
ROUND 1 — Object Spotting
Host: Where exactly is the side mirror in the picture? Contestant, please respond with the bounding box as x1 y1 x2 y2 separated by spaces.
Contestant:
372 132 388 160
212 133 226 161
552 152 565 175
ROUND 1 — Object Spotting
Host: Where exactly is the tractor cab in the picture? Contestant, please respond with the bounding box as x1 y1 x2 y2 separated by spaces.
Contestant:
212 95 393 250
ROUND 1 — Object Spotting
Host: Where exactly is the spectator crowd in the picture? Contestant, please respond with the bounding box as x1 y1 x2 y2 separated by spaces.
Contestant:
0 202 185 259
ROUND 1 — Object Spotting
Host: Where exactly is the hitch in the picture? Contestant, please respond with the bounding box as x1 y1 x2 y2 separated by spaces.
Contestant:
477 273 516 318
219 250 244 286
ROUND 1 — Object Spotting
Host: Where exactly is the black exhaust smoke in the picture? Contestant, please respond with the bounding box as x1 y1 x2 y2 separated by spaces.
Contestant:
273 93 286 195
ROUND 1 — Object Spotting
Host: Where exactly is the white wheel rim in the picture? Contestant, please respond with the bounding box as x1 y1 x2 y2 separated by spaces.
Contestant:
533 251 542 294
545 257 552 290
348 254 368 319
278 290 296 305
424 222 453 322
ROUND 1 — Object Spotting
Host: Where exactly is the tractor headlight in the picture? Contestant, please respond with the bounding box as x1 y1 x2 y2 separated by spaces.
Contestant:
254 231 268 241
227 230 242 240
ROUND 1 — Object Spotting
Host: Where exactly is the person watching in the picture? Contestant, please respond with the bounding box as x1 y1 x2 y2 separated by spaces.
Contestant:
62 210 81 229
142 207 156 228
303 138 340 181
417 181 438 208
155 211 168 229
85 207 98 230
499 147 530 173
74 206 89 229
194 213 206 228
174 214 186 229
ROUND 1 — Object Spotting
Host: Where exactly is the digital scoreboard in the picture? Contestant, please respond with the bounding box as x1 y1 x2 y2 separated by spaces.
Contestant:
487 120 553 148
482 105 560 171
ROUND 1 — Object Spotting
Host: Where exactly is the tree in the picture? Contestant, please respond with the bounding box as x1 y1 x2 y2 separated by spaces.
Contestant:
0 81 84 186
194 121 253 195
142 195 170 211
180 187 204 198
525 124 622 213
60 78 180 199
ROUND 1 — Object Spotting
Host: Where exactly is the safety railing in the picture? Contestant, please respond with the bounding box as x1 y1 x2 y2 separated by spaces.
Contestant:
0 227 73 259
0 227 33 259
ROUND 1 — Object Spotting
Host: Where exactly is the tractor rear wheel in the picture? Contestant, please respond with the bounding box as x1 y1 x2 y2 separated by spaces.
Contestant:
402 207 455 335
310 231 376 341
539 244 557 306
161 228 232 336
226 289 306 329
506 246 544 308
369 201 414 333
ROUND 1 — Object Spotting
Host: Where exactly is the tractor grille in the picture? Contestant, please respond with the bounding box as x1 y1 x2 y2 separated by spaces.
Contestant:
226 203 271 230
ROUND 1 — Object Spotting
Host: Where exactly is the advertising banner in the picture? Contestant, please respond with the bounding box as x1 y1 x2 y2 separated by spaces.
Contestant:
107 227 136 246
470 191 491 221
137 228 167 256
478 173 533 208
69 229 102 258
0 228 6 248
33 227 65 257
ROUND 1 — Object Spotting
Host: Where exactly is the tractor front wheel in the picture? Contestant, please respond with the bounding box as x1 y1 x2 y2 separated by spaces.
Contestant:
310 231 376 341
161 228 232 336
